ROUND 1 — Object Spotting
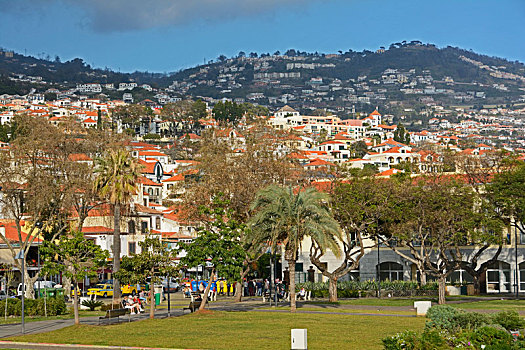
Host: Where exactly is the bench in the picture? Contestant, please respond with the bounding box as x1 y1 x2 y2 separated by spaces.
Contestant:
286 291 311 301
182 292 208 313
98 308 130 324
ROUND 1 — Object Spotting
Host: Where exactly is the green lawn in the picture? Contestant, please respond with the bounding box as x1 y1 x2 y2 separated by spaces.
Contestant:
451 299 525 311
307 298 427 307
261 306 415 315
8 311 426 350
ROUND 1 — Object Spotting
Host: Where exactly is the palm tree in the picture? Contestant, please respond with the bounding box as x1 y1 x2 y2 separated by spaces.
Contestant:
94 149 142 299
249 185 341 312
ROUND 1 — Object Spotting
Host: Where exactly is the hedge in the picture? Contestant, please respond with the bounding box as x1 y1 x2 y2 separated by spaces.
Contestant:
296 280 438 298
0 297 67 317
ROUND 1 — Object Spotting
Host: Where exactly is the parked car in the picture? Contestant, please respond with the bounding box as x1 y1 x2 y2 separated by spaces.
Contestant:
0 290 16 300
18 281 60 297
87 284 113 298
121 284 145 296
161 277 179 293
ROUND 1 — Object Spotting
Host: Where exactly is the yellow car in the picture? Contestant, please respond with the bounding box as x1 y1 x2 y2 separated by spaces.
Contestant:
87 284 113 298
70 286 82 298
121 284 145 296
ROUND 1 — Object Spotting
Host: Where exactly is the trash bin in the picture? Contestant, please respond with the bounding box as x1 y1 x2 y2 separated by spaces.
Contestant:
154 293 161 306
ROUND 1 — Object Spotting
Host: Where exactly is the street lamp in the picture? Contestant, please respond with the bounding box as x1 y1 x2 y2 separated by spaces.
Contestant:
377 237 381 298
515 226 519 300
15 250 25 334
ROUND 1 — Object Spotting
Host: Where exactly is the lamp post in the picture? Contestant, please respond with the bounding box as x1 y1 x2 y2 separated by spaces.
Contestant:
515 227 519 300
167 276 171 317
377 237 381 298
15 250 24 334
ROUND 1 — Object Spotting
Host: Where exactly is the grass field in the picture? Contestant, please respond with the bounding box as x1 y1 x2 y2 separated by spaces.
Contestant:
8 311 426 350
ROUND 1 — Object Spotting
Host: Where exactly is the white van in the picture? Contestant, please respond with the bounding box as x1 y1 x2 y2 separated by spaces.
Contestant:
17 281 57 296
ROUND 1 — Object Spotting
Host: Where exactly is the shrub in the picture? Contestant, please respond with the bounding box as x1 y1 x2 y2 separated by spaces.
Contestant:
491 310 525 331
425 305 464 332
382 330 419 350
0 297 66 317
81 299 104 311
382 330 447 350
453 311 490 330
467 325 515 349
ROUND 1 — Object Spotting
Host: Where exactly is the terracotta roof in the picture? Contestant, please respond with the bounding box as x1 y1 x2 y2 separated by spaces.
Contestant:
82 226 113 234
137 176 162 187
162 174 184 183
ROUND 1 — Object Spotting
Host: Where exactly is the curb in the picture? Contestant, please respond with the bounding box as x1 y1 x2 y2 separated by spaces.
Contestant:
0 341 197 350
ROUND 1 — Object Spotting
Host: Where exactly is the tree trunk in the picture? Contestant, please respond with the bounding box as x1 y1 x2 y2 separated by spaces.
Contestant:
438 276 446 305
73 281 80 325
63 274 72 301
199 269 215 311
472 275 481 295
234 282 242 302
149 282 155 319
420 269 427 286
24 266 36 299
328 276 338 302
288 259 297 313
113 203 121 300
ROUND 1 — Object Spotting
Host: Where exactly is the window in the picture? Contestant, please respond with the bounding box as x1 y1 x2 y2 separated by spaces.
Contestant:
447 269 474 284
378 262 403 281
156 217 161 230
128 220 135 234
128 242 136 255
141 221 148 233
295 263 304 272
486 261 511 293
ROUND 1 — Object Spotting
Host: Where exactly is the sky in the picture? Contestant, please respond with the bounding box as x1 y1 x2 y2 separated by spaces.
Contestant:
0 0 524 73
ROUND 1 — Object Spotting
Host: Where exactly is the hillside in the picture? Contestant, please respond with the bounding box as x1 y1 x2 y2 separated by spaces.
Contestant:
1 43 524 115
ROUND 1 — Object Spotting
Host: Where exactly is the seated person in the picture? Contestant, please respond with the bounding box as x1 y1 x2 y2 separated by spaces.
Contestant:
133 296 143 313
298 287 306 300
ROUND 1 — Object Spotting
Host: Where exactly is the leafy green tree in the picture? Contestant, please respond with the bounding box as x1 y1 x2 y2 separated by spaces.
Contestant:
212 101 244 125
181 199 247 310
114 237 177 319
41 231 109 324
314 179 392 301
191 99 208 120
248 186 341 312
486 162 525 239
385 177 501 304
94 149 142 299
349 140 369 159
393 123 411 144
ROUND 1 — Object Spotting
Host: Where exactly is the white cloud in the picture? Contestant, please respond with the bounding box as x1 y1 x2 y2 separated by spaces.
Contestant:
17 0 326 32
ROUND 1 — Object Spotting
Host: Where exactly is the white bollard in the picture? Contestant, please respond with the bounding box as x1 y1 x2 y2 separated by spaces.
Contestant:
413 301 432 316
291 329 307 350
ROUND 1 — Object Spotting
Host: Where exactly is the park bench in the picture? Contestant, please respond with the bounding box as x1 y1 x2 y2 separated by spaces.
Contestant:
286 290 311 301
182 292 208 313
98 308 130 324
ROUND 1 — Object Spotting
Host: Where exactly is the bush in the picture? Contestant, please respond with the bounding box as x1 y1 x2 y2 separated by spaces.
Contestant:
383 330 419 350
382 329 448 350
453 311 490 330
81 299 104 311
466 325 515 349
425 305 464 332
0 297 66 317
491 310 525 331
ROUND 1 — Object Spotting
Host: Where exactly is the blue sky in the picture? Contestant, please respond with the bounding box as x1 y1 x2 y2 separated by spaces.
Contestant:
0 0 523 72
